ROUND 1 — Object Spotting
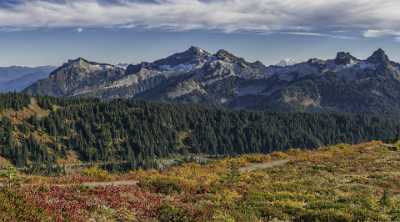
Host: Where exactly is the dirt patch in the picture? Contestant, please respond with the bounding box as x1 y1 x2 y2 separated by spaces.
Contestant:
81 180 139 188
239 159 290 173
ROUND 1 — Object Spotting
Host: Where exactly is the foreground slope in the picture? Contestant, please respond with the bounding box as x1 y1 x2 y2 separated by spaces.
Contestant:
24 48 400 114
1 141 400 221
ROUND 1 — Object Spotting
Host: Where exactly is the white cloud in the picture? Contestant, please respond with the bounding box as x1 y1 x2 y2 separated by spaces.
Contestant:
363 29 400 38
0 0 400 39
363 29 400 41
363 30 387 38
76 27 84 33
283 32 356 40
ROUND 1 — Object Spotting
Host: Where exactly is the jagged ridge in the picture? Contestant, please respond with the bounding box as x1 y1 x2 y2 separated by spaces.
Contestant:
23 48 400 114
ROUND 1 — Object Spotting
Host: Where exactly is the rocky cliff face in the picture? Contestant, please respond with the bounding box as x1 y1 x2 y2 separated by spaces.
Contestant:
24 48 400 114
24 58 125 97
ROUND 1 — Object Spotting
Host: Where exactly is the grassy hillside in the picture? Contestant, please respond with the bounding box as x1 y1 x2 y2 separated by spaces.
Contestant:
1 141 400 221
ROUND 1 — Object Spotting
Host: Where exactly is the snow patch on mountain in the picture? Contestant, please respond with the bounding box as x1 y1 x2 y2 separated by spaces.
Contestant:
276 59 298 67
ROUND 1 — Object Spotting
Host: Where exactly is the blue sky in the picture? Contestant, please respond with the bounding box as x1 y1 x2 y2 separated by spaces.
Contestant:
0 0 400 66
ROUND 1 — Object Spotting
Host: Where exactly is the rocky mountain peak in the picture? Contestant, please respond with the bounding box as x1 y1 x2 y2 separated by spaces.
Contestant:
335 52 358 65
215 49 237 60
253 60 265 67
367 48 390 65
152 46 210 68
214 50 250 65
126 62 151 75
187 46 207 55
48 57 118 83
67 57 90 65
61 58 115 72
307 58 325 64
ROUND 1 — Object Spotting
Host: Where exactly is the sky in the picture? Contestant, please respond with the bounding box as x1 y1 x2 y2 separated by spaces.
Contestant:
1 0 400 66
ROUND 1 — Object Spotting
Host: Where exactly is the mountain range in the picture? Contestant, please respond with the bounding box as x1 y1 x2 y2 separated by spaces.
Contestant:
23 47 400 114
0 66 55 92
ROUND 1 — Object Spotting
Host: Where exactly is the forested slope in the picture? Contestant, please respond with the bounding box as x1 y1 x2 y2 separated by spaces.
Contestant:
0 93 399 172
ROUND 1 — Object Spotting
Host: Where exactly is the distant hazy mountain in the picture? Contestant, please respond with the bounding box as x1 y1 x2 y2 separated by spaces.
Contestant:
0 66 55 92
23 47 400 114
275 58 298 67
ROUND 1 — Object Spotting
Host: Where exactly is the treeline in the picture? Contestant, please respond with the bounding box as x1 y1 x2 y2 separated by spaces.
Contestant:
0 94 400 171
0 92 31 111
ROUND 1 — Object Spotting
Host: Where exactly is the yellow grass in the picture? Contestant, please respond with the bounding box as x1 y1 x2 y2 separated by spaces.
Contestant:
0 98 49 124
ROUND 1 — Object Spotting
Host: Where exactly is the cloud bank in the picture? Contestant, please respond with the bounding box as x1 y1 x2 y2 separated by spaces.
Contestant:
0 0 400 39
